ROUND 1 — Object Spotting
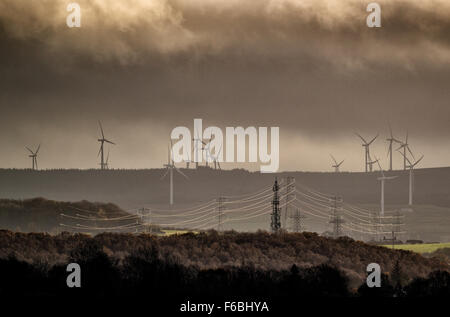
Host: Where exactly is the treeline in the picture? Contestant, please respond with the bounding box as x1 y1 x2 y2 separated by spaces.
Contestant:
0 230 448 293
0 232 449 297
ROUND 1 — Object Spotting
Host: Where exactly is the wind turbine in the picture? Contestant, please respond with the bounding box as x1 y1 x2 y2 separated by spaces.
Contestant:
192 126 207 169
209 144 223 170
386 123 402 171
26 144 40 170
355 133 378 172
396 131 414 170
398 150 424 205
375 158 397 217
97 121 115 170
330 154 344 173
202 142 216 168
161 141 189 205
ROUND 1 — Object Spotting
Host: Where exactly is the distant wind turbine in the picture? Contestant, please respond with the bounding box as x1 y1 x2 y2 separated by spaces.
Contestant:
209 144 223 170
386 123 402 171
192 126 208 169
330 154 344 173
97 121 115 170
375 158 398 217
161 141 189 205
398 150 424 206
355 132 378 172
26 144 40 170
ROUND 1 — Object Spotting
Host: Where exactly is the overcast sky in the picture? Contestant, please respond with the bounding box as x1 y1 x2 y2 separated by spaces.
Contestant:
0 0 449 171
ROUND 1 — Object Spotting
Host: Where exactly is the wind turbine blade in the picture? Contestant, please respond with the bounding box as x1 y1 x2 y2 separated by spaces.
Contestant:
98 121 105 139
35 144 41 154
97 146 102 157
35 157 38 170
175 167 189 179
338 160 344 167
25 146 34 154
195 126 202 144
407 145 415 159
413 155 424 167
397 149 413 166
388 122 393 138
374 156 384 176
170 139 175 162
105 139 115 145
160 169 169 180
355 132 367 144
368 133 379 145
330 154 338 165
106 149 110 164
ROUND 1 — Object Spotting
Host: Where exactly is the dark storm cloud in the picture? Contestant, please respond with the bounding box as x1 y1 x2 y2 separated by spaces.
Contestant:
0 0 449 170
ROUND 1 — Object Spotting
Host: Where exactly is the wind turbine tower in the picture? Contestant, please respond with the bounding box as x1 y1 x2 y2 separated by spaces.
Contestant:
375 158 398 216
97 121 115 170
399 151 424 205
161 142 189 205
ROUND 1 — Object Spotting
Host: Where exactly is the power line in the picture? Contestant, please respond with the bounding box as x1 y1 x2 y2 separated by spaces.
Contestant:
217 196 225 232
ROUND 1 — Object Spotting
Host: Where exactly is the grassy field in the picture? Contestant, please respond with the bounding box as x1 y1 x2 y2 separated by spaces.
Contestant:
382 242 450 254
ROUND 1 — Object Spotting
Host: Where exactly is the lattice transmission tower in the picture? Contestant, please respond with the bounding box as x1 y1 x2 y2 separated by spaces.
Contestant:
329 195 344 238
289 208 306 232
271 178 281 233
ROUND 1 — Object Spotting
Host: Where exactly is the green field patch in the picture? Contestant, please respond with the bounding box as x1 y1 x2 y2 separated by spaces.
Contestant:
382 242 450 253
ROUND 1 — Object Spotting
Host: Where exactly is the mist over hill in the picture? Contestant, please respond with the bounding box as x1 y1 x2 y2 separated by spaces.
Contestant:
1 167 450 209
0 198 128 233
2 167 450 241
